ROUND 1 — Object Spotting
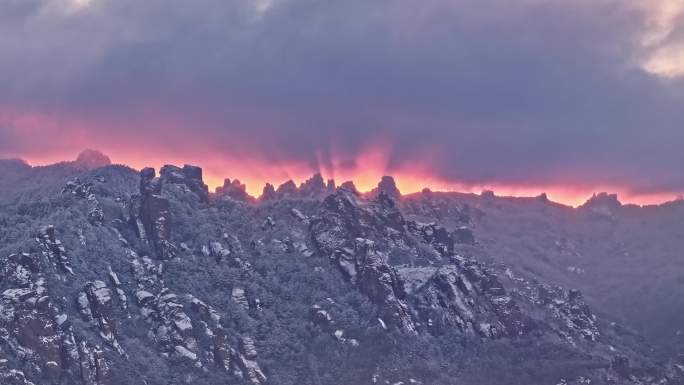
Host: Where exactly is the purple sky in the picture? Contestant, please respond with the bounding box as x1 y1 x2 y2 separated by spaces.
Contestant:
1 0 684 203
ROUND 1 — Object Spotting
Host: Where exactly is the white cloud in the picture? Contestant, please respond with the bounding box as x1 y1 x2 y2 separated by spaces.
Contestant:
638 0 684 77
640 0 683 46
644 44 684 78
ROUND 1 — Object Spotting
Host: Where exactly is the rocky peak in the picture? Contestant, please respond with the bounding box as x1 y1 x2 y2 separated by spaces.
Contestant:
74 149 112 169
581 192 621 209
481 190 495 199
260 183 277 201
159 164 209 201
275 180 298 198
216 178 251 202
299 173 325 192
580 192 622 218
338 180 358 194
373 176 401 199
299 173 335 198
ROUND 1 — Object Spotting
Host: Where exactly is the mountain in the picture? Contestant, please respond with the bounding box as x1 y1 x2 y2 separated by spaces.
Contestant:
402 190 684 359
0 150 113 205
0 159 682 385
73 150 112 170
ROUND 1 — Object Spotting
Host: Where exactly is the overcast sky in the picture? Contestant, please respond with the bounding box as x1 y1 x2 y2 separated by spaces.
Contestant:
1 0 683 201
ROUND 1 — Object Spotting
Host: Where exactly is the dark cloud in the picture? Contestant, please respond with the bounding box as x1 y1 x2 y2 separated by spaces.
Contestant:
1 0 683 196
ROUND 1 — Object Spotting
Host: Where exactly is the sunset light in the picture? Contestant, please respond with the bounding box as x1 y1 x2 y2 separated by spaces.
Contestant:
3 1 684 384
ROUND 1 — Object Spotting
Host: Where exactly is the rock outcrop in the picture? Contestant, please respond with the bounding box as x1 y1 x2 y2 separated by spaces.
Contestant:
311 191 415 333
298 173 336 198
372 176 401 199
37 225 74 275
260 183 277 201
0 252 113 385
133 168 175 260
580 192 622 219
63 178 105 225
216 178 251 202
275 180 298 198
160 164 209 202
0 164 679 385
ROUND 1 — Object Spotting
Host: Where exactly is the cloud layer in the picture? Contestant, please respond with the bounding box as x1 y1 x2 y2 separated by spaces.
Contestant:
1 0 684 202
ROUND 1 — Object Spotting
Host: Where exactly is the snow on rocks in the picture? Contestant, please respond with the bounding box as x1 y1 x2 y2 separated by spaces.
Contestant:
37 226 74 276
209 241 231 263
78 280 126 356
0 252 114 383
231 287 250 311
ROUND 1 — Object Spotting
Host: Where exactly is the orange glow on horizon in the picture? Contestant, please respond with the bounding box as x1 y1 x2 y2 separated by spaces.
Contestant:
199 165 681 208
17 149 680 208
2 106 680 208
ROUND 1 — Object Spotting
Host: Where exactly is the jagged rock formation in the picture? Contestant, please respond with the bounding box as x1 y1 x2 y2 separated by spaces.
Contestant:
160 165 209 202
260 183 277 201
130 168 175 260
298 173 336 198
63 178 105 225
0 159 681 385
579 192 622 219
339 180 358 193
370 175 401 199
0 251 113 385
310 189 604 347
275 180 298 198
216 178 251 202
254 175 338 201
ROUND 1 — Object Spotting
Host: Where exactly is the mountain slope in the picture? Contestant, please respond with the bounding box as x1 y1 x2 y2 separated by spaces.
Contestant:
402 190 684 358
0 164 681 385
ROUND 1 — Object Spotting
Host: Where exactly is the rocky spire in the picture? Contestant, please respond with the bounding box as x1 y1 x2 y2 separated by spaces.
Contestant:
299 173 337 198
261 183 277 201
298 173 327 197
216 178 251 202
375 176 401 199
581 192 621 209
136 167 173 259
